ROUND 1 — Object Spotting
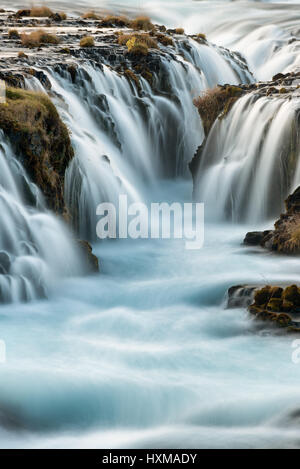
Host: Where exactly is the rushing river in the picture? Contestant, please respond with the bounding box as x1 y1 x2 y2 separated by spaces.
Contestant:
0 0 300 449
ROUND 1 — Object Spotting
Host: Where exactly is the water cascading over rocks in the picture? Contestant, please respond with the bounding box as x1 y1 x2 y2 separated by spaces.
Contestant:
192 73 300 223
20 27 253 239
0 133 84 302
0 12 254 300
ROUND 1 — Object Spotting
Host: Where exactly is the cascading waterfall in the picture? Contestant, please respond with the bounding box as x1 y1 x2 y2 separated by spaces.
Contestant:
177 38 253 87
193 90 300 223
145 0 300 81
0 133 84 303
1 0 300 450
24 37 253 239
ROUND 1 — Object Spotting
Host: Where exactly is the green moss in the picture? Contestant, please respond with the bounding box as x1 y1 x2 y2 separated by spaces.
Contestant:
0 87 73 213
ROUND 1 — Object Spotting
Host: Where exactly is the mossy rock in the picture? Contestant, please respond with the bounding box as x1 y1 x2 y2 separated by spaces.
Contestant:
0 87 74 213
273 313 292 327
282 285 300 306
267 298 282 312
193 84 245 136
282 300 294 312
248 304 262 315
270 286 283 298
254 286 272 306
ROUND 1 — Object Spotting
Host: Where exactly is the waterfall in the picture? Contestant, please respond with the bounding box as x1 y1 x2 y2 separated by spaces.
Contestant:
24 37 253 239
193 90 300 223
177 38 253 87
0 133 84 303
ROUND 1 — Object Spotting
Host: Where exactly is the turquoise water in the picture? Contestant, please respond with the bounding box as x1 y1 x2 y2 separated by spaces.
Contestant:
0 0 299 449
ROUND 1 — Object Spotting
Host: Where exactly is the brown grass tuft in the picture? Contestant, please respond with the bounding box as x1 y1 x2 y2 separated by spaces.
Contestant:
276 216 300 253
118 33 157 49
8 29 20 39
155 33 173 46
30 6 53 17
101 15 130 27
82 11 100 20
80 36 95 47
21 29 60 48
130 16 154 31
175 27 185 34
18 51 28 58
193 85 243 135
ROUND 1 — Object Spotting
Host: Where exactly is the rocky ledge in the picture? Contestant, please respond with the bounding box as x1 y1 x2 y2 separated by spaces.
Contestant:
190 71 300 179
194 71 300 137
0 8 212 90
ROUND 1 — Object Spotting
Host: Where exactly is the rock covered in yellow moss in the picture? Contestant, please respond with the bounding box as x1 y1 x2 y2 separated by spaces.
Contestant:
247 284 300 332
0 87 74 213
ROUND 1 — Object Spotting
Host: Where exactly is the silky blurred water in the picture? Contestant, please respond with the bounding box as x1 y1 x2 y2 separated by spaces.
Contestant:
0 0 299 450
0 181 299 449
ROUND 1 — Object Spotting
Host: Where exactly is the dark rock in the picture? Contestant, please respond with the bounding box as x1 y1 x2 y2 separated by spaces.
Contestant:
243 231 265 245
15 9 31 18
78 240 99 273
272 72 286 81
50 13 63 22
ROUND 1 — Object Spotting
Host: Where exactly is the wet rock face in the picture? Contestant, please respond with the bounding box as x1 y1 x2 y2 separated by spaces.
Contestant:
77 240 99 273
244 186 300 254
0 10 188 85
226 285 257 308
243 231 271 246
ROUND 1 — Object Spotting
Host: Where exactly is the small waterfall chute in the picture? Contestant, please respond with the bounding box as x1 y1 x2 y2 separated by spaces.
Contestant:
194 91 300 223
0 133 85 303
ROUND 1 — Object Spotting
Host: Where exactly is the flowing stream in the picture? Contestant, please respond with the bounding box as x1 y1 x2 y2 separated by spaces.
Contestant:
0 0 300 449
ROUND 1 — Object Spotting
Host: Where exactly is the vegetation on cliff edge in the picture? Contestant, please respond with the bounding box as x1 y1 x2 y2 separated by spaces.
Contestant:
0 87 74 213
193 85 244 136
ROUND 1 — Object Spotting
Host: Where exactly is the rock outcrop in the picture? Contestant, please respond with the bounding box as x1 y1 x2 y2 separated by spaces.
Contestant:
244 186 300 254
227 284 300 333
190 71 300 184
0 87 74 214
